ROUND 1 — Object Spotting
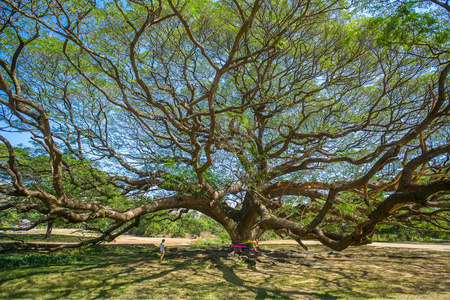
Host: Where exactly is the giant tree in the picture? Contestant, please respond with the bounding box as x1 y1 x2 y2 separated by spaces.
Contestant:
0 0 449 252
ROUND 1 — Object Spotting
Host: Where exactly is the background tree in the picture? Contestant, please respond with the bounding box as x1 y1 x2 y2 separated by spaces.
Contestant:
0 0 449 252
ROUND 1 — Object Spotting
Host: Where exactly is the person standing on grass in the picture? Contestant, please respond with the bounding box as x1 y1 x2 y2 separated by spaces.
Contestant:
159 239 165 263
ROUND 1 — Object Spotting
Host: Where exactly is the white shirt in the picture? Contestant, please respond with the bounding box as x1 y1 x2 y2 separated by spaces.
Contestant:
160 242 165 252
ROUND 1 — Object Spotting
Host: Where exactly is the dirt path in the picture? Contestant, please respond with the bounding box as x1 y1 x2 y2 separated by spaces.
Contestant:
366 241 450 252
260 239 450 251
9 229 197 247
9 229 450 251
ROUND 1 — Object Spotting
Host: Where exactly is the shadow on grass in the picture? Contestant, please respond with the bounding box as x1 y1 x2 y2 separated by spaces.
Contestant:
0 264 434 299
1 245 449 299
162 250 369 299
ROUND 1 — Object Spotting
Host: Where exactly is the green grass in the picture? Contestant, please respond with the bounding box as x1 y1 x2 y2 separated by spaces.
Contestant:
0 232 92 243
0 253 83 269
0 243 449 299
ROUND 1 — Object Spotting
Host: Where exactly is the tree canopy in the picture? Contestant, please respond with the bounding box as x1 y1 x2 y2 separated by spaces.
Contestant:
0 0 449 252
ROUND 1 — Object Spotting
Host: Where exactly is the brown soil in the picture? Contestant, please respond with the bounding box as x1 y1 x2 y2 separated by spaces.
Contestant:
9 229 450 251
8 228 197 247
260 239 450 252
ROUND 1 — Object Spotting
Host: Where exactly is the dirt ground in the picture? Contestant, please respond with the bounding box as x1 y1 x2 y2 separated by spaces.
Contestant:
11 228 450 251
261 238 450 251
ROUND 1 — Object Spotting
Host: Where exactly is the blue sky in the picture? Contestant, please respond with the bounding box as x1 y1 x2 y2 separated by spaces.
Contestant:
0 130 32 147
0 117 33 146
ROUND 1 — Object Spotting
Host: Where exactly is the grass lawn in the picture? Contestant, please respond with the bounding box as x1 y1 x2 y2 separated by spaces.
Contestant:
0 242 449 299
